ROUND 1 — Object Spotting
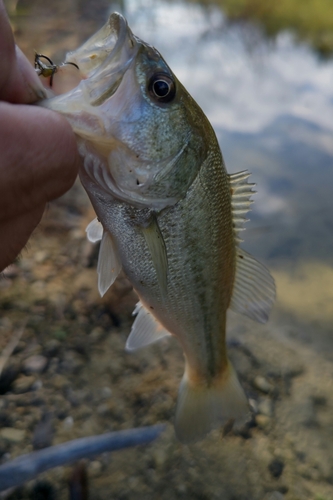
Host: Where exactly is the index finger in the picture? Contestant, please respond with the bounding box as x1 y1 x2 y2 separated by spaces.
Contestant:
0 0 46 103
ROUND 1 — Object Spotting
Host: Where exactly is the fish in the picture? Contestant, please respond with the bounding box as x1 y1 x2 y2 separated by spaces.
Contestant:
40 13 276 443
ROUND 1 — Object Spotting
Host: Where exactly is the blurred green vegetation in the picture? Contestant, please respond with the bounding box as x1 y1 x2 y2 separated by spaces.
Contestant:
192 0 333 57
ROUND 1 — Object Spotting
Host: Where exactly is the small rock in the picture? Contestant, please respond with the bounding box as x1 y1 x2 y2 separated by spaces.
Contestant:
0 361 20 394
258 398 274 417
34 250 49 263
97 403 112 417
153 448 167 468
264 492 285 500
44 339 61 357
0 438 9 458
268 458 285 478
0 411 10 428
53 374 69 390
32 412 54 450
0 427 26 443
31 280 46 296
32 379 43 391
12 375 36 394
100 386 112 399
255 414 271 430
88 460 102 477
63 416 74 431
90 327 105 343
13 340 26 354
311 394 327 406
60 351 85 374
19 258 33 271
3 264 19 278
22 355 48 374
70 228 85 240
248 398 258 413
24 343 43 356
254 376 274 394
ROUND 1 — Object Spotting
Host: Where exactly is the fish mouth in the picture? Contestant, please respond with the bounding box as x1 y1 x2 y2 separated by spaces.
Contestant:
39 13 139 131
64 12 133 80
65 11 138 105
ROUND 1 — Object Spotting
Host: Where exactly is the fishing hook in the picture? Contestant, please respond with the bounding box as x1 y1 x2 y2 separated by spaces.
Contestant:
35 52 79 87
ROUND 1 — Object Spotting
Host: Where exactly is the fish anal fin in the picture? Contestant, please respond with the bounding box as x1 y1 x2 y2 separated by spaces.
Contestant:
86 217 103 242
175 361 249 444
97 230 122 297
126 302 171 352
141 216 168 294
230 248 275 323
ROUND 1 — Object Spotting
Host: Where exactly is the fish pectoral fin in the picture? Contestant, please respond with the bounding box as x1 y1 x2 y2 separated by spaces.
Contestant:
229 170 255 243
141 216 168 294
230 248 276 323
86 217 103 242
126 302 171 352
175 361 250 444
97 230 122 297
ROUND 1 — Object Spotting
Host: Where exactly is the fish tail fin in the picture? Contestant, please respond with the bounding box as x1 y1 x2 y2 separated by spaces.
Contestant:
175 361 249 444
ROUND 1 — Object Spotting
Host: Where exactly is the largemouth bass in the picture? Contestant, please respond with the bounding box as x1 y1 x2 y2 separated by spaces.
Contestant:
41 13 275 443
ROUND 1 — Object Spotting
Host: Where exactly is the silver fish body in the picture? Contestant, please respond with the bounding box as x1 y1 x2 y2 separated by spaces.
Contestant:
41 13 275 443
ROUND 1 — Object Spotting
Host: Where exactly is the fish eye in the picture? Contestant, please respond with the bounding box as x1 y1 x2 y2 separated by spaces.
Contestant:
148 73 176 103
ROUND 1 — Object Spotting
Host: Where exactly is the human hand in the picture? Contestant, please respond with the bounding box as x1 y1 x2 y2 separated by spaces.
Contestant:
0 0 81 272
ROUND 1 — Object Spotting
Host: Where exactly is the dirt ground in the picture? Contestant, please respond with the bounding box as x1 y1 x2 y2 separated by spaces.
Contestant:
0 183 333 500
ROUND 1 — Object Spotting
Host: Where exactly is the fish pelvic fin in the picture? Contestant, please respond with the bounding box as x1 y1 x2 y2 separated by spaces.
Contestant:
126 302 171 352
97 230 122 297
175 361 249 444
230 248 276 323
141 216 168 295
86 217 103 242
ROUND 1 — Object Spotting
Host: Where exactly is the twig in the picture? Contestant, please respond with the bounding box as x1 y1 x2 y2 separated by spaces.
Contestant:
0 322 26 377
0 424 165 491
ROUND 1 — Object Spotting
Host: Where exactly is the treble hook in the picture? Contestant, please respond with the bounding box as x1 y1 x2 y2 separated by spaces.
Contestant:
35 52 79 87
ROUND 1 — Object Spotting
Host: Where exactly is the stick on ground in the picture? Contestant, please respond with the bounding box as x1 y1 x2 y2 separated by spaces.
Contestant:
0 424 165 491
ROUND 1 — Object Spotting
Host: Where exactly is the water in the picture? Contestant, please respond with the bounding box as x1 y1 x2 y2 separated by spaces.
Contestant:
4 0 333 498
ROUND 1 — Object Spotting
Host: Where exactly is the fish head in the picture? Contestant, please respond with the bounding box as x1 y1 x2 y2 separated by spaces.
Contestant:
41 13 213 209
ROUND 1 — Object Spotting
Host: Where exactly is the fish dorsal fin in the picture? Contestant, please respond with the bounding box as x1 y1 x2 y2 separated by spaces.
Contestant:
97 230 122 297
86 217 103 242
229 248 275 324
141 216 168 295
126 302 171 352
229 170 255 243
